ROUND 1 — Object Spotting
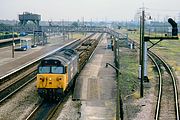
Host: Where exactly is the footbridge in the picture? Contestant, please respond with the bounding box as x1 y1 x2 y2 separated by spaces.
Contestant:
41 26 126 38
1 25 127 39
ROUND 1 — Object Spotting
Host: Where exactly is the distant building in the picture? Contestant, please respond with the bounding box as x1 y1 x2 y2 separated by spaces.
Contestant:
19 12 41 26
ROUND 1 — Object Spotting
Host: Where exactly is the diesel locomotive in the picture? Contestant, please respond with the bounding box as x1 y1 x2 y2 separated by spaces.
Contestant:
36 49 78 100
36 34 102 100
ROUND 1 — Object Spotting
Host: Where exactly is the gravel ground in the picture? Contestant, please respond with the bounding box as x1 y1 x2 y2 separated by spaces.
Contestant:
0 82 40 120
56 96 81 120
120 46 157 120
132 86 156 120
131 63 156 120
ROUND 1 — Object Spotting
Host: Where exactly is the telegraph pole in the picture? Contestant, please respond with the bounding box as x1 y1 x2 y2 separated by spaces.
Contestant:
140 10 145 97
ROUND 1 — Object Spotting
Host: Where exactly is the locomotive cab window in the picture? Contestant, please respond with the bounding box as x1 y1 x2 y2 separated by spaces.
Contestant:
38 66 65 74
38 66 50 73
51 66 64 74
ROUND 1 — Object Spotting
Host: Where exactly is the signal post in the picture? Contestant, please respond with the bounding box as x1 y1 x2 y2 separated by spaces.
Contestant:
140 17 179 97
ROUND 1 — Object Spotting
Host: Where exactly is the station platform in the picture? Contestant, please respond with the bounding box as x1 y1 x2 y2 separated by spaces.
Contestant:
0 37 22 48
0 37 20 44
0 36 74 79
74 34 116 120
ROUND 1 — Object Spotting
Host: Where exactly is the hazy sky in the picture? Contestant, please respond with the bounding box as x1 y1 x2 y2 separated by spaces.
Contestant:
1 0 180 21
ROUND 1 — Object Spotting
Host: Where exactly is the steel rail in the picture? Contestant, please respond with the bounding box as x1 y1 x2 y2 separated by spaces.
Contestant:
25 102 43 120
128 35 179 120
0 34 94 104
88 33 103 60
46 91 72 120
0 68 37 94
0 76 36 104
25 93 69 120
0 39 78 80
148 52 162 120
149 51 179 120
1 34 96 81
25 33 99 120
0 40 79 104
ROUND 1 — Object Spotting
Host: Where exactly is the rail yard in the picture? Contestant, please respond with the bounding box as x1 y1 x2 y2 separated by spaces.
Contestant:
0 26 179 120
1 1 180 120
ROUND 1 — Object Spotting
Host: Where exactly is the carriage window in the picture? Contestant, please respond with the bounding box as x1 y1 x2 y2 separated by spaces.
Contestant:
39 67 50 73
51 66 64 74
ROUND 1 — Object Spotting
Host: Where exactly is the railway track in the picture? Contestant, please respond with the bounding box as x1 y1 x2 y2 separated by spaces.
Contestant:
25 91 71 120
25 33 103 120
148 51 179 120
25 100 59 120
0 34 95 104
127 36 179 119
0 68 37 104
0 34 94 83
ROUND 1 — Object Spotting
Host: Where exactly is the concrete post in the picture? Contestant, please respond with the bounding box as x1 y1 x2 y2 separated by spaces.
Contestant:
126 33 128 46
144 41 149 82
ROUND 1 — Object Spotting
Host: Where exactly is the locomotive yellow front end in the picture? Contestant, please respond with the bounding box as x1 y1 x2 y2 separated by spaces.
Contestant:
36 59 68 100
36 49 78 100
37 74 66 89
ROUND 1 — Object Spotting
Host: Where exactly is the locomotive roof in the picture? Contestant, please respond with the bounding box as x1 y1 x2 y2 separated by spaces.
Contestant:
43 49 77 66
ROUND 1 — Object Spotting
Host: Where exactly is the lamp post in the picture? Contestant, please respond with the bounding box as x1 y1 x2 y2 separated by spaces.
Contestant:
12 30 15 58
106 63 121 74
106 63 122 120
